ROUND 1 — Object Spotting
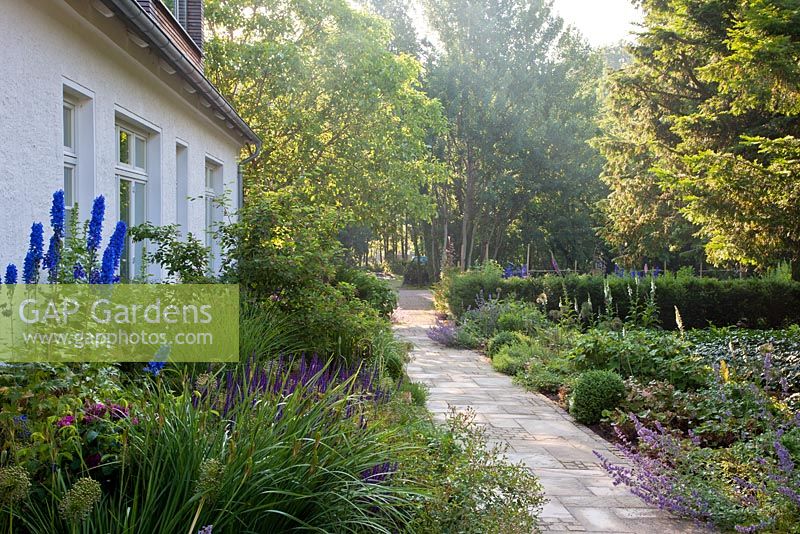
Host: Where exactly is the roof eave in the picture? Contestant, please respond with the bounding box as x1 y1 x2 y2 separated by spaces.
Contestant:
102 0 260 146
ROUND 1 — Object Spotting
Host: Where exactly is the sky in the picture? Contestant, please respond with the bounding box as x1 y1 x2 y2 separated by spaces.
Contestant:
407 0 643 49
550 0 643 47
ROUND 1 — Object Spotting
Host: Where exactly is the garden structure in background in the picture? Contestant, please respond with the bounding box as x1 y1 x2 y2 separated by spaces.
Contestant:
430 263 800 533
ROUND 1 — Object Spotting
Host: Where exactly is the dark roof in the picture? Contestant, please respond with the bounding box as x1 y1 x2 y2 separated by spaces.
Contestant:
102 0 260 146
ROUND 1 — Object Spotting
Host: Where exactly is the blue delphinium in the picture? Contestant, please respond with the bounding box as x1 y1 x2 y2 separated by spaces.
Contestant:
87 195 105 254
4 264 17 284
73 262 86 281
144 361 166 377
22 222 44 284
44 191 67 282
100 221 127 284
50 190 65 239
44 234 61 282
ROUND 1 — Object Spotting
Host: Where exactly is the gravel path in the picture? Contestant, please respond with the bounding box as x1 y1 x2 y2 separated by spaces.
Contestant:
393 288 707 534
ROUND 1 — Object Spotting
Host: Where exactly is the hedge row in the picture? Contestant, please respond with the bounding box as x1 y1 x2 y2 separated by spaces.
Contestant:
445 271 800 329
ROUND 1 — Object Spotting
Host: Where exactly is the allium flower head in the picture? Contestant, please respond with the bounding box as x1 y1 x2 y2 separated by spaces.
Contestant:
58 477 102 523
195 373 218 391
196 458 225 500
198 525 214 534
0 465 31 506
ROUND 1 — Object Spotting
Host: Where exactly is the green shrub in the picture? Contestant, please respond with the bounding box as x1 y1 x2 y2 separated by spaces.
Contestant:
398 381 428 407
497 301 547 335
454 326 482 349
403 408 546 533
445 271 800 329
492 342 534 376
687 325 800 392
336 267 397 319
570 328 708 390
403 260 432 286
517 365 564 394
569 370 626 425
487 331 530 357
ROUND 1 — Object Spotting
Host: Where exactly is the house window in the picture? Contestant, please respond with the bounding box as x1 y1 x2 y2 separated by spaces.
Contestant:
116 122 149 280
118 178 146 281
63 80 95 227
63 100 77 233
175 142 188 236
204 162 219 249
166 0 188 27
63 102 75 152
117 126 147 172
204 160 221 270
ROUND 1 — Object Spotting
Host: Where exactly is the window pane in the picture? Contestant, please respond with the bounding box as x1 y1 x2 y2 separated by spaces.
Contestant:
118 130 130 165
63 166 75 207
205 165 214 190
63 105 73 150
119 179 131 280
133 182 146 276
134 135 146 169
205 196 214 249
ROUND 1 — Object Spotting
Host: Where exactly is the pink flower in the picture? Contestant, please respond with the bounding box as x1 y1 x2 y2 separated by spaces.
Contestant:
83 402 107 423
56 415 76 428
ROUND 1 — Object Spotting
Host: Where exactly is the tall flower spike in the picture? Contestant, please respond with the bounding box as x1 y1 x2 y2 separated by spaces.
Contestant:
87 195 105 254
44 234 61 282
100 221 126 284
50 190 66 238
4 264 17 284
22 222 44 284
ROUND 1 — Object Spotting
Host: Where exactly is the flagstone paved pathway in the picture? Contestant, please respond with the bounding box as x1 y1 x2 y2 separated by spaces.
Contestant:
393 289 708 534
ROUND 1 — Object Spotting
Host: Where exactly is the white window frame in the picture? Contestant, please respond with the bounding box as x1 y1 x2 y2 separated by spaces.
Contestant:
63 78 96 225
116 124 148 174
116 121 150 280
117 174 148 281
63 99 78 231
204 160 220 250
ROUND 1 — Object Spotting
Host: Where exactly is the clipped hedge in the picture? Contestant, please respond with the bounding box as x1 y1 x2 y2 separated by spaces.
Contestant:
445 270 800 330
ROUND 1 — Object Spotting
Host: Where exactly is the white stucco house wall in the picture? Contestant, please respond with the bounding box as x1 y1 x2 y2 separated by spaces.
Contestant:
0 0 260 279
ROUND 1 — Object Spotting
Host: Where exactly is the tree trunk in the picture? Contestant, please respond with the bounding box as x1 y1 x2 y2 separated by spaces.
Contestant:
466 219 479 268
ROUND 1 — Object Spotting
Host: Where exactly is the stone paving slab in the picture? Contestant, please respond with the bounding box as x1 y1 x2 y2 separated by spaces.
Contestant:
393 289 709 534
